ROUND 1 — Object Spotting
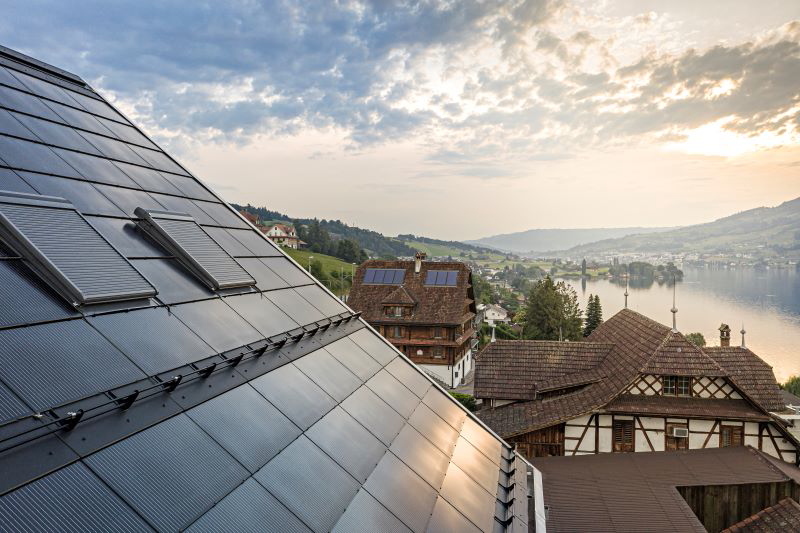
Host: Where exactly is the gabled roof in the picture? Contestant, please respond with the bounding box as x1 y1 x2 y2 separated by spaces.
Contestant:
723 498 800 532
705 346 786 411
477 308 786 437
532 446 800 533
381 284 417 305
0 45 529 533
474 340 614 401
348 260 476 325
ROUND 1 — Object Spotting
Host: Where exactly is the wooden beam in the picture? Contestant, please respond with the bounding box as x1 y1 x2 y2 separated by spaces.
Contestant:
702 420 720 449
571 414 594 456
766 425 785 462
635 417 655 452
595 413 599 454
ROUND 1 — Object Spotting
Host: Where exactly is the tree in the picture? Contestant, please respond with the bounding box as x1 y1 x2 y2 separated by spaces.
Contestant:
309 259 327 282
784 376 800 397
581 258 587 277
522 276 583 340
583 294 603 337
449 392 476 412
685 332 706 347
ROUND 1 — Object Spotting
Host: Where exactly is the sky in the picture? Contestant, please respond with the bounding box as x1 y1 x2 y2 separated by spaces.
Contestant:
2 0 800 240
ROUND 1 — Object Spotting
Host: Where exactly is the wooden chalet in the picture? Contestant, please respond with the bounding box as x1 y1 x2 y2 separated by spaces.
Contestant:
475 308 800 463
347 253 478 387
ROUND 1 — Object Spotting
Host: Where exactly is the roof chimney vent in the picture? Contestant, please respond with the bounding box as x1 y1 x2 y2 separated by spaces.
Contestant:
719 323 731 347
414 251 426 273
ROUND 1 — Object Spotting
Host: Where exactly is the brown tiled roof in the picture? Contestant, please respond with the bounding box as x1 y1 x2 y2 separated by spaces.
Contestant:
605 394 770 421
723 498 800 532
347 260 475 325
645 331 726 376
381 285 416 305
532 446 800 533
476 308 786 437
473 340 614 400
705 346 786 411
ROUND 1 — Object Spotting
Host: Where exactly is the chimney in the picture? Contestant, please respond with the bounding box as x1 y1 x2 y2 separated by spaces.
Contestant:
719 323 731 347
414 251 427 273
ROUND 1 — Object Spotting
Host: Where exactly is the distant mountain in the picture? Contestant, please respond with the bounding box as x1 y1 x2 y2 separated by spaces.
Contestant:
466 227 673 253
558 197 800 258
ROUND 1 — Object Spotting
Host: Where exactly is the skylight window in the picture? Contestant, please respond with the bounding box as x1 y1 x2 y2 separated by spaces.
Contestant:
363 268 405 284
424 270 458 286
0 190 156 305
134 207 255 290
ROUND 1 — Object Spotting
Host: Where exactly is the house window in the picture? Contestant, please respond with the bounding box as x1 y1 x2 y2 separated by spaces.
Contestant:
433 347 443 359
391 326 403 338
613 420 634 452
433 327 442 339
720 425 743 447
394 306 403 317
663 376 692 397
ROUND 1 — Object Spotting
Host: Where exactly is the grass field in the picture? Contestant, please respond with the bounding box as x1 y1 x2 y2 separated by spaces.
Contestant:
281 247 357 295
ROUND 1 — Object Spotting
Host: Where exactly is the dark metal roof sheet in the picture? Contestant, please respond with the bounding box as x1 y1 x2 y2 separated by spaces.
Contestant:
0 46 529 533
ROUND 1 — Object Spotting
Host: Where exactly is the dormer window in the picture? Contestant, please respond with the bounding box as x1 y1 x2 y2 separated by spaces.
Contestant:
393 306 403 317
663 376 692 397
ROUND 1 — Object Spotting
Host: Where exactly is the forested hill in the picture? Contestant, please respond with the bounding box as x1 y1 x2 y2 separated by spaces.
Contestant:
396 234 501 255
466 226 672 253
231 203 415 258
558 197 800 258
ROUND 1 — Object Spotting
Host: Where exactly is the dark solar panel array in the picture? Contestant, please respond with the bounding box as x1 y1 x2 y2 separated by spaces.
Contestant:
363 267 405 284
424 270 458 286
0 45 529 533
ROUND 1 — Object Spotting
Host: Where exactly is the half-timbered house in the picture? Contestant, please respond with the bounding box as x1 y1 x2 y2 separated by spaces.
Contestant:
476 308 799 463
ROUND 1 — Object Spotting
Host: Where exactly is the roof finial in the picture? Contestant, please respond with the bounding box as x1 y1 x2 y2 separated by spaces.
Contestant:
741 323 746 348
670 274 678 333
490 324 496 343
624 277 629 309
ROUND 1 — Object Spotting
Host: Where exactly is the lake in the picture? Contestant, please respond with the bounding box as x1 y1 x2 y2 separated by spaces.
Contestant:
558 266 800 382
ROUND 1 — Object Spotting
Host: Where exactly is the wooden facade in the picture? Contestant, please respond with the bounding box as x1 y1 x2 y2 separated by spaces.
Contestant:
508 424 565 458
678 481 800 533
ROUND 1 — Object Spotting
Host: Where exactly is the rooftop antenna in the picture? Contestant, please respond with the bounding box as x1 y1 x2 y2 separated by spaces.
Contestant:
670 274 678 333
624 278 629 309
741 323 746 348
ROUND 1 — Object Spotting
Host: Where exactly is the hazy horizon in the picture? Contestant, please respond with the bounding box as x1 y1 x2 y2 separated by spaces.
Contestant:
3 1 799 240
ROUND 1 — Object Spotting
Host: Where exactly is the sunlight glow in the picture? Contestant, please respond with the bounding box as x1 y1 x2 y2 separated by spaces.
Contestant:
663 115 800 157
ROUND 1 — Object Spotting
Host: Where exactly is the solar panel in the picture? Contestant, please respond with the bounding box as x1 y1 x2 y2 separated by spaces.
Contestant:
0 463 151 533
135 207 256 290
255 435 360 533
424 269 458 286
186 385 301 473
363 268 405 284
186 478 311 533
0 190 156 305
86 414 249 532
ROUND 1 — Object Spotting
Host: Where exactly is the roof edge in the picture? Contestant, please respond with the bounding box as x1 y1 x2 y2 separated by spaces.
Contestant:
0 45 86 86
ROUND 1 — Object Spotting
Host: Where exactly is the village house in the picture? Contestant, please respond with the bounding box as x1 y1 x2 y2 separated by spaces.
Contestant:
478 303 511 326
475 308 800 464
347 253 478 387
261 222 303 249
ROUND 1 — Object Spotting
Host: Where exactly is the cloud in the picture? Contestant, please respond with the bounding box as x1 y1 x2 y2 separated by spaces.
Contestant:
1 1 798 166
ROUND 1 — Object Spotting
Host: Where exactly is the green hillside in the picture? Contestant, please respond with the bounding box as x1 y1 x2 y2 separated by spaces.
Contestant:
560 197 800 259
282 248 355 295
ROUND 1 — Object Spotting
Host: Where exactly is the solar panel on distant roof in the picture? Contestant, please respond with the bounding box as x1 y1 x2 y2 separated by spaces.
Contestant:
425 269 458 286
363 267 405 284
